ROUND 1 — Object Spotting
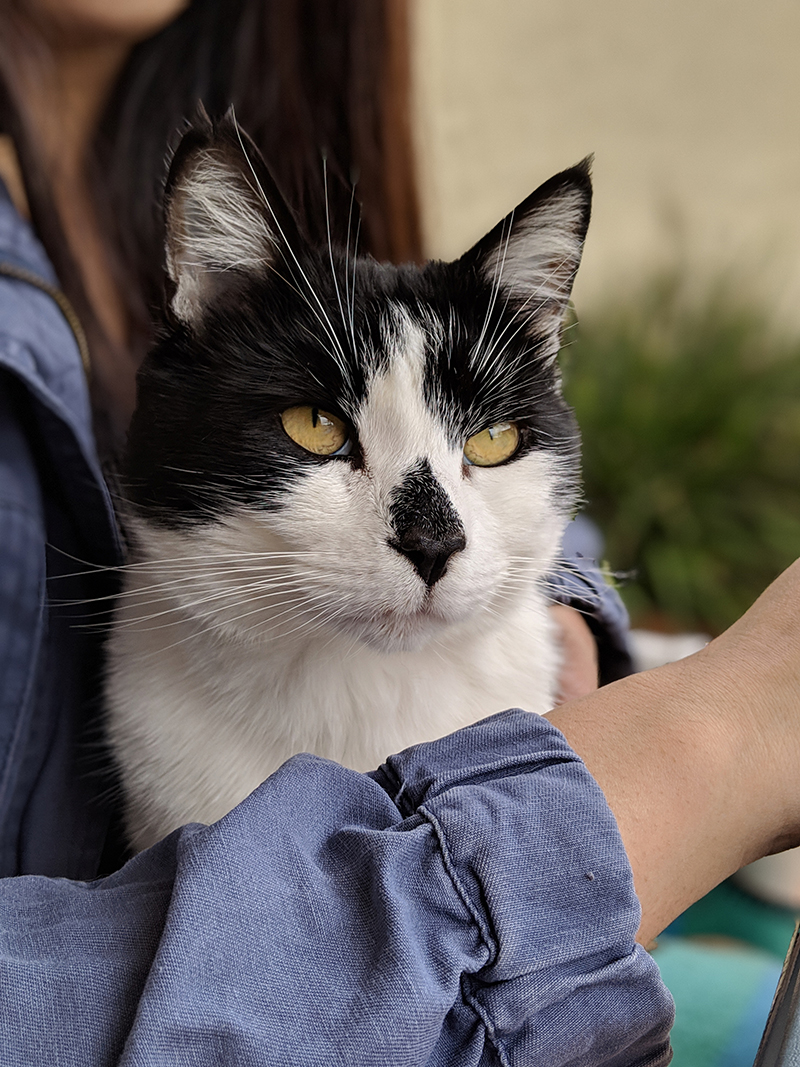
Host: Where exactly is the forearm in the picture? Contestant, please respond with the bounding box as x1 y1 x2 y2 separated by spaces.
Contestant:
551 559 800 946
550 664 753 945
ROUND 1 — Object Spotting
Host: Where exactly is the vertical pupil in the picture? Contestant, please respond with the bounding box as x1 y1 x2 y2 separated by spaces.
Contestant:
311 407 319 428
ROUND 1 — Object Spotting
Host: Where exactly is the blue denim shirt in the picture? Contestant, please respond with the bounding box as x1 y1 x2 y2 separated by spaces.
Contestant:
0 183 123 879
0 182 672 1064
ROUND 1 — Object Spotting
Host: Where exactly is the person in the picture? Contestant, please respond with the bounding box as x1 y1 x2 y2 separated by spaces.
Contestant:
1 0 791 1063
0 0 621 882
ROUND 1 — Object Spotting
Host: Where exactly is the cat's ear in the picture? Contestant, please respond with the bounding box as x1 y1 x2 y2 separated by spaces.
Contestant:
462 158 592 341
163 109 302 326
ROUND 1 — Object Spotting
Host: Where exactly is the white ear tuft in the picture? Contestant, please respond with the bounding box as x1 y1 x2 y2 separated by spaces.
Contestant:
165 148 278 325
479 162 592 334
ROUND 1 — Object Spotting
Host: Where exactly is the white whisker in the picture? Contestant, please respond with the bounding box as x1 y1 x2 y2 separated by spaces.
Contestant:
230 116 350 381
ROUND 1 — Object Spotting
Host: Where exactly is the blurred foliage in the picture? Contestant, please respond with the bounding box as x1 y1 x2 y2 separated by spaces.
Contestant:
562 279 800 635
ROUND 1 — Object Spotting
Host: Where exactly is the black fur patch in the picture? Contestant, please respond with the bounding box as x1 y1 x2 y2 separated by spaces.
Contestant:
388 459 464 542
124 251 393 526
388 459 466 586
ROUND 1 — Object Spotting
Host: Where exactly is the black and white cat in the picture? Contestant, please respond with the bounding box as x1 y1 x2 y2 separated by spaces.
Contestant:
106 116 591 851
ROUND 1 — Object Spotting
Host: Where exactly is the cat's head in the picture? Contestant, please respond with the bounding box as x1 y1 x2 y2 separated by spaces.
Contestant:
122 114 590 653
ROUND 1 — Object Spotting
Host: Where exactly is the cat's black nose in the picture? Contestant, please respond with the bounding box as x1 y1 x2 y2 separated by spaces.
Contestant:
392 526 466 587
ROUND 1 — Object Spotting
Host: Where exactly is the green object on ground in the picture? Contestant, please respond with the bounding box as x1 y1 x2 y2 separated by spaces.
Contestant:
672 879 797 960
653 937 782 1067
653 880 797 1065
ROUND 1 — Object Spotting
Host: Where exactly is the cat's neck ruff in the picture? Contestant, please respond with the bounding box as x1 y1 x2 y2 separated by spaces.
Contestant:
106 539 560 852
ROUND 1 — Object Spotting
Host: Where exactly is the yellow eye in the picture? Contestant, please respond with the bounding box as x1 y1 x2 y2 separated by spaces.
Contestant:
280 406 351 456
463 422 520 467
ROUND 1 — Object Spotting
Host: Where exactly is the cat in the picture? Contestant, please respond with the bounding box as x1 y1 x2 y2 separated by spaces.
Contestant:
105 114 592 852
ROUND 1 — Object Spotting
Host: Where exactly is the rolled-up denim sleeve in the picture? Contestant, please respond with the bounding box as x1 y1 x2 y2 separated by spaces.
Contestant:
0 709 673 1066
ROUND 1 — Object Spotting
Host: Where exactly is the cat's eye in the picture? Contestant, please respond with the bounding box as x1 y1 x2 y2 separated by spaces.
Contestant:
280 406 352 456
463 422 520 467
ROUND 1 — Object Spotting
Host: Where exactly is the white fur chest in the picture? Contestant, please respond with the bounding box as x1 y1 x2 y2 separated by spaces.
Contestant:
106 569 558 852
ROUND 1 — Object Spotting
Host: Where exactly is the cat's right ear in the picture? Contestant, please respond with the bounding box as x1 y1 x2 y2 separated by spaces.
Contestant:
163 109 302 327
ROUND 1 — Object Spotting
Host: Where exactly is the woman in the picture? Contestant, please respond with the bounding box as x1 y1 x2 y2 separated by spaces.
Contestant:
0 0 616 882
0 1 790 1063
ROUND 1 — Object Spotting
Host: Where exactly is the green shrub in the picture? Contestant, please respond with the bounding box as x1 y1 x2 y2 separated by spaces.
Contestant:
563 279 800 634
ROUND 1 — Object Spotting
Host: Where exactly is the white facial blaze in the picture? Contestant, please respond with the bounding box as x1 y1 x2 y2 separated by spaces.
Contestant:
358 310 458 493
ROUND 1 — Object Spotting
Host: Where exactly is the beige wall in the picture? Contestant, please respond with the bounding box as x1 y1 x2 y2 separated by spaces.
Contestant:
412 0 800 328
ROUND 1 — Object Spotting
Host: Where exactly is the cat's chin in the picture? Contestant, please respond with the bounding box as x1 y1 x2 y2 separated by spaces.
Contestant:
336 606 460 654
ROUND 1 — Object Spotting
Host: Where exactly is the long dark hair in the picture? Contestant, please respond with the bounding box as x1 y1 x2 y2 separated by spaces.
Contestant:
0 0 422 432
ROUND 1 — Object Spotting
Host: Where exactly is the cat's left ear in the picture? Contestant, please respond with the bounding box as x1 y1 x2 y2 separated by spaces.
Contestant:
461 158 592 343
163 108 303 327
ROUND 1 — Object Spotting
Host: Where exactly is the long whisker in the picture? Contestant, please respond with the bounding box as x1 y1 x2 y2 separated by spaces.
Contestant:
46 544 320 579
113 582 324 634
323 156 351 356
349 203 362 343
104 573 315 622
344 181 360 353
52 565 316 607
472 212 514 363
230 115 349 379
127 582 362 655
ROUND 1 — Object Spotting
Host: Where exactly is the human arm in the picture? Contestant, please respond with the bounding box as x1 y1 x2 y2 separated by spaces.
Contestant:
550 557 800 948
550 602 600 703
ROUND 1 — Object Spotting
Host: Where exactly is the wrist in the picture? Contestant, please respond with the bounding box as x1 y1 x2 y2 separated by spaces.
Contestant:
550 653 774 944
